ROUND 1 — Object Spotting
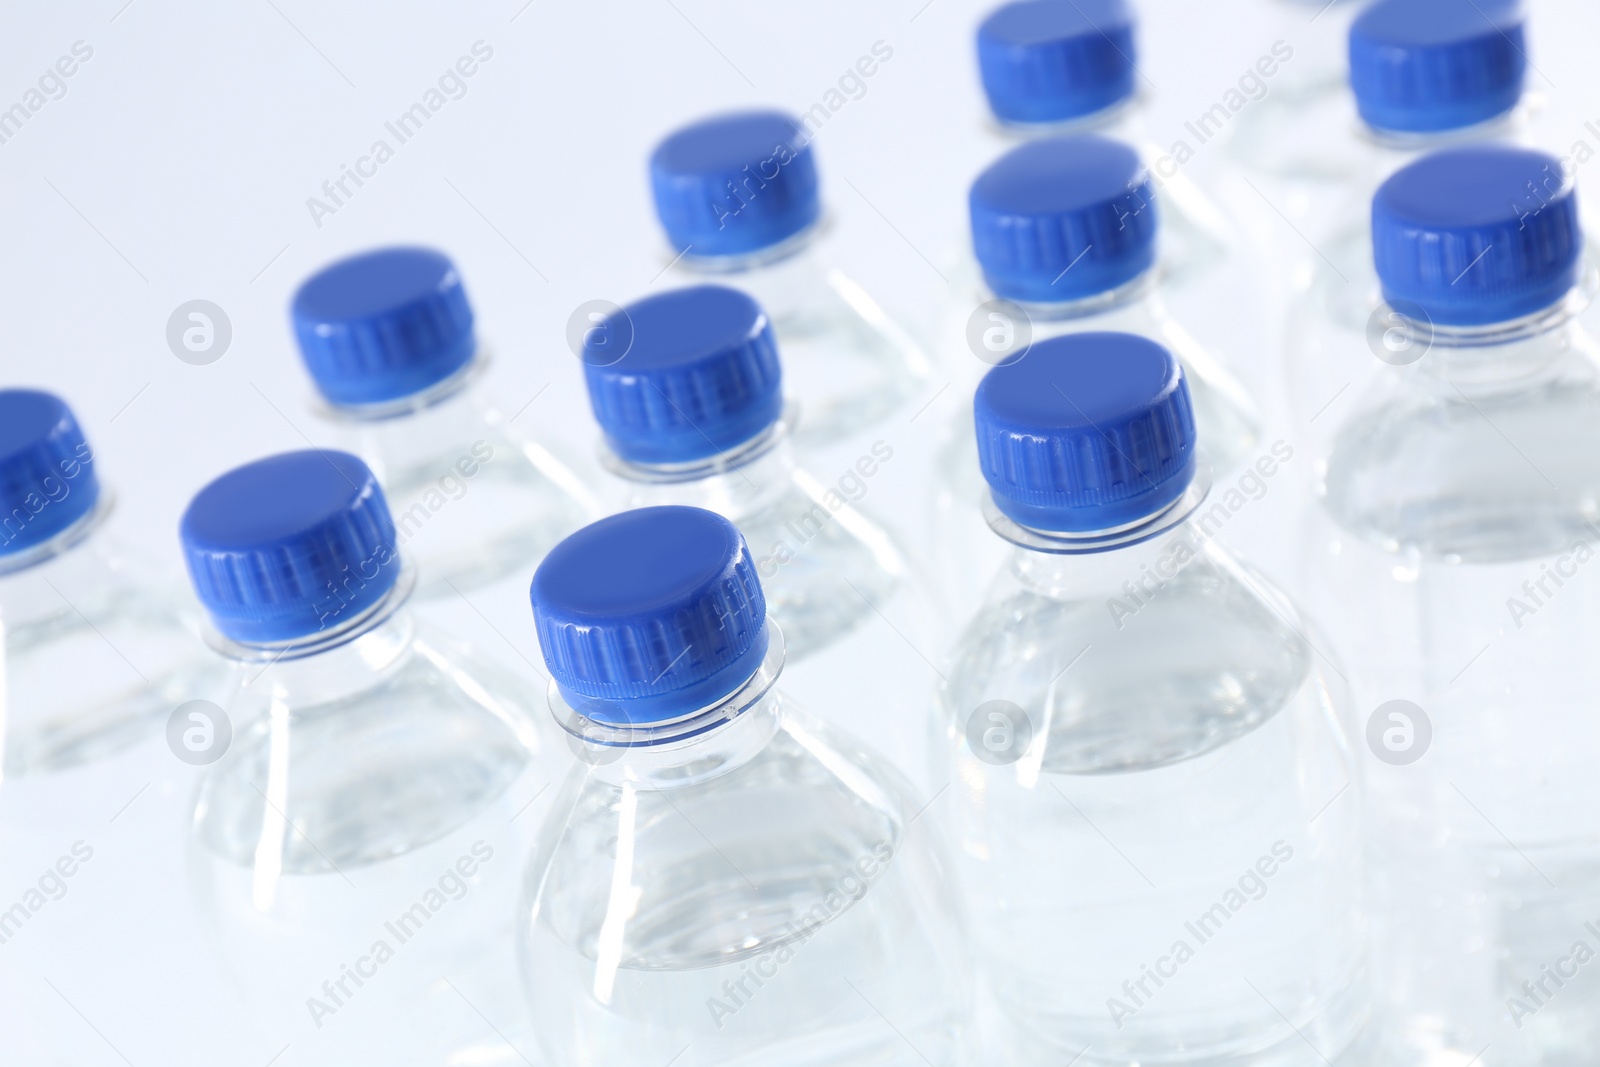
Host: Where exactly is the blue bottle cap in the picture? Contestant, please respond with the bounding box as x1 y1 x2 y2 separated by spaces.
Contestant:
584 285 783 465
180 450 402 644
0 389 100 558
649 111 821 260
974 331 1195 532
1372 145 1579 326
977 0 1138 126
291 247 476 407
531 506 768 724
969 135 1156 304
1349 0 1526 135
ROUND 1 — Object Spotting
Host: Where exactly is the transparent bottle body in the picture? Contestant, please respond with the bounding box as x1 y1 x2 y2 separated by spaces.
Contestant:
612 429 940 789
942 524 1367 1064
319 354 596 598
1315 304 1600 1063
0 503 216 779
668 229 934 448
188 592 560 1065
930 269 1264 628
983 100 1237 296
519 647 972 1067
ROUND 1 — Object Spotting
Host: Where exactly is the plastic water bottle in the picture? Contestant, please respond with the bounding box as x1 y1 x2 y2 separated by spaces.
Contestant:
648 110 933 447
0 387 213 787
580 284 937 785
520 505 972 1066
1316 145 1600 1063
1275 0 1535 450
291 246 595 597
180 449 560 1066
975 0 1236 293
942 332 1367 1063
933 135 1262 625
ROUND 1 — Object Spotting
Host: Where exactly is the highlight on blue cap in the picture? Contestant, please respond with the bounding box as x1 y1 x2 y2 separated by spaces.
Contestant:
584 285 783 465
975 332 1195 532
0 390 99 559
531 506 768 725
1372 145 1579 327
649 111 821 260
291 247 476 407
181 451 401 644
977 0 1137 126
1349 0 1526 134
970 135 1156 305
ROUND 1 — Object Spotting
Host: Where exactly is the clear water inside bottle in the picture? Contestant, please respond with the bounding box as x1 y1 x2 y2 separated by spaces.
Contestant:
521 687 971 1067
943 531 1367 1064
1319 310 1600 1061
190 608 556 1066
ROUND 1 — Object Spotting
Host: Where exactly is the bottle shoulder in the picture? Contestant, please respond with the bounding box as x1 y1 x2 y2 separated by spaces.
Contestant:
1325 331 1600 562
525 700 927 968
947 540 1322 774
194 626 550 873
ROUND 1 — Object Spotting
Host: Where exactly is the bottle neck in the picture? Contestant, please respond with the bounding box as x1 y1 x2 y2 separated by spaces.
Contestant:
553 624 787 789
0 497 118 626
320 358 501 487
316 344 488 425
208 560 418 684
1358 104 1525 158
0 486 112 576
979 454 1203 563
232 605 418 710
1399 284 1597 387
670 232 827 333
1008 526 1198 603
605 419 798 520
669 221 822 277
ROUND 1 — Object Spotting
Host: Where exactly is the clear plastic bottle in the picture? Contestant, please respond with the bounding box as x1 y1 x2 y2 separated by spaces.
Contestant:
1316 145 1600 1064
291 246 595 597
0 388 213 786
942 332 1367 1063
973 0 1237 294
180 449 562 1066
580 284 937 786
932 135 1262 625
520 505 972 1066
1272 0 1536 455
648 110 933 448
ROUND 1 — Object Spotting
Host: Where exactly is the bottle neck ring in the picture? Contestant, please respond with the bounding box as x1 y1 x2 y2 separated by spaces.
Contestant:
203 560 418 664
600 408 796 486
984 455 1214 555
552 621 786 755
0 489 113 578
